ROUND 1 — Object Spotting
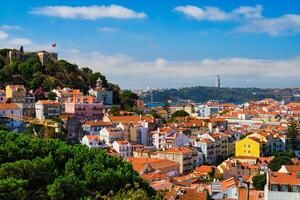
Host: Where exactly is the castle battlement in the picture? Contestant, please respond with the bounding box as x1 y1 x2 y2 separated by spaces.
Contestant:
7 47 57 66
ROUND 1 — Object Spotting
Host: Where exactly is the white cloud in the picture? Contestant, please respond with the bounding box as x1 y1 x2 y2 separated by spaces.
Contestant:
63 50 300 88
175 5 229 21
175 4 300 36
174 5 262 21
231 5 263 19
236 14 300 36
30 4 146 20
5 38 33 46
0 25 21 30
98 26 117 33
0 31 8 39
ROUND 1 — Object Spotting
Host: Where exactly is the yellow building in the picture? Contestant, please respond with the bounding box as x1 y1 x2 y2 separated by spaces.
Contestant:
5 85 26 103
235 137 264 158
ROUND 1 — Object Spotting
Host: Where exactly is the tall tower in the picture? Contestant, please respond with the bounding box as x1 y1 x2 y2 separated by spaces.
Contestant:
216 75 221 88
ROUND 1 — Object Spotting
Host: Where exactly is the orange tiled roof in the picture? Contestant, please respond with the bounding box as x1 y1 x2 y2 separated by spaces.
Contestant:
109 115 154 123
114 140 130 145
281 165 300 173
238 188 264 200
127 157 179 173
161 147 193 154
221 177 238 191
84 135 101 140
194 165 215 174
83 120 112 126
269 172 300 185
0 103 22 110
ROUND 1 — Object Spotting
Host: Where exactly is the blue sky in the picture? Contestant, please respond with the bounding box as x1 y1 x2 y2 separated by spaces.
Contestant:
1 0 300 89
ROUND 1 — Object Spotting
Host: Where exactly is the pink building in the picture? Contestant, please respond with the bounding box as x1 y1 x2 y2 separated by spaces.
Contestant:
65 96 103 121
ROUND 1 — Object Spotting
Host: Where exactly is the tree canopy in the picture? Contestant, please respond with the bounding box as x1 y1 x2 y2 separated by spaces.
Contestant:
252 174 266 190
268 156 293 171
287 119 300 150
0 131 155 199
171 110 190 118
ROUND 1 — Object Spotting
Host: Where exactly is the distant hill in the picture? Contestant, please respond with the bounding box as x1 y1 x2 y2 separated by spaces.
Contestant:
139 86 300 103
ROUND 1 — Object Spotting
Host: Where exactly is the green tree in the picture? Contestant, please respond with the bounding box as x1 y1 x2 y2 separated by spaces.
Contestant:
268 156 293 171
120 90 139 109
0 131 155 199
47 173 87 200
171 110 190 118
252 174 266 190
0 178 28 200
287 120 300 150
47 91 57 100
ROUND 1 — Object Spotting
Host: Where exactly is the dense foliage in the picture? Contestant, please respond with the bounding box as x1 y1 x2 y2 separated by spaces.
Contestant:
0 131 155 199
268 156 293 171
287 120 300 150
252 174 266 190
171 110 190 118
140 86 300 103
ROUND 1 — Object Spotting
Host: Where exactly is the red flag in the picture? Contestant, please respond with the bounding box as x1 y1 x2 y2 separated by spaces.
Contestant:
51 43 56 48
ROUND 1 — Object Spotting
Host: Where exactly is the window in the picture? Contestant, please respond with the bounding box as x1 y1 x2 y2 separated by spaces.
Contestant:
291 185 298 192
11 111 14 114
271 184 278 191
281 185 288 192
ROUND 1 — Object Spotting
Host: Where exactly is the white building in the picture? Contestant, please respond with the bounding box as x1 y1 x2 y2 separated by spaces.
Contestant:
81 135 104 148
152 127 190 149
35 100 61 120
264 171 300 200
112 140 132 157
100 127 124 145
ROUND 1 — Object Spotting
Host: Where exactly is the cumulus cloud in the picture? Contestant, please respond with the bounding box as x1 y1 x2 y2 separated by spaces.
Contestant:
174 5 262 21
236 14 300 36
63 50 300 88
175 4 300 36
30 4 146 20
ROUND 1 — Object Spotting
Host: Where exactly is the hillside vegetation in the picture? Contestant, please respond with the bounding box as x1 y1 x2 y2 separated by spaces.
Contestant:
0 48 138 107
0 131 156 199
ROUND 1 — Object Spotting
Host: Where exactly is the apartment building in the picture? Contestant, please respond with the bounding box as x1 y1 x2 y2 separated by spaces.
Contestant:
64 96 103 121
157 147 194 174
152 127 190 149
5 85 26 103
52 88 83 103
0 103 23 128
35 100 61 120
99 127 125 145
264 171 300 200
112 140 132 157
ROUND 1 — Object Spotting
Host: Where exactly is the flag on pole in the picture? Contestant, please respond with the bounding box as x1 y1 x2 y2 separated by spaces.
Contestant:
51 43 56 48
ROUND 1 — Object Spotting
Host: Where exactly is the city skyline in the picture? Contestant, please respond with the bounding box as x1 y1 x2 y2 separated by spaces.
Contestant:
1 0 300 89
